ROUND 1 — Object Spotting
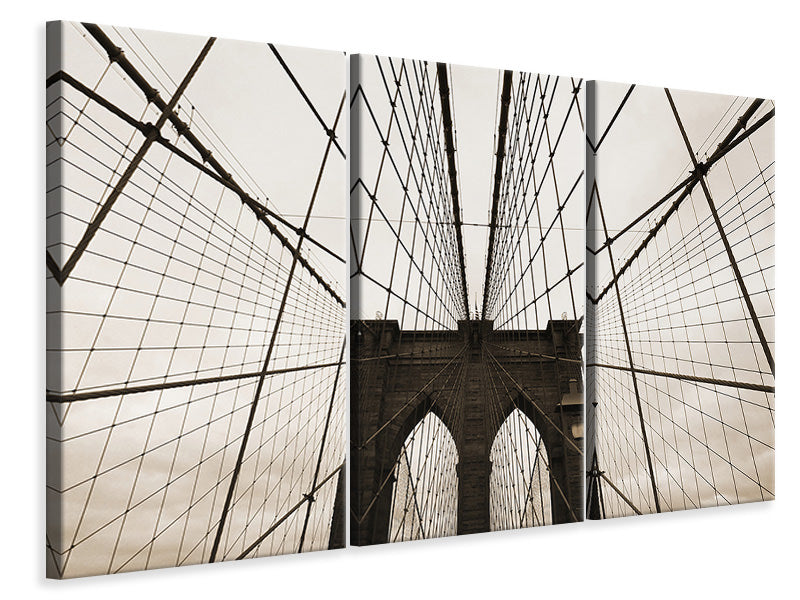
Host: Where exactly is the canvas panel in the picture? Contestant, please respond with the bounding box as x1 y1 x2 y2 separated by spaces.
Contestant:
349 54 586 545
585 81 775 518
45 21 347 578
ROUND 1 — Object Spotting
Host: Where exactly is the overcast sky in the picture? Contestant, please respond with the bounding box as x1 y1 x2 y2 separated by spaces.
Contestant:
351 57 584 330
587 82 775 517
47 22 346 577
352 55 583 540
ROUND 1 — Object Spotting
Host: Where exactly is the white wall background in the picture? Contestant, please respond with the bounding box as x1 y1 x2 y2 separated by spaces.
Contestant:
4 1 796 597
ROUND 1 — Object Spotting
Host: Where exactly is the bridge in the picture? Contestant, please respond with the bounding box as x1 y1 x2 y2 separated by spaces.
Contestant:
44 21 774 578
46 23 347 577
585 82 775 518
350 57 586 543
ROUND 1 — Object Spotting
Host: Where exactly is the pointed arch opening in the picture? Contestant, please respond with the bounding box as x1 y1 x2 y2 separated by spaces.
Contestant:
388 412 458 542
489 408 552 531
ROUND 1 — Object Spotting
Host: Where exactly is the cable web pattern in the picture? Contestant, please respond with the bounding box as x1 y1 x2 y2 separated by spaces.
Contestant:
389 413 459 542
586 83 775 518
351 58 584 544
46 23 346 577
482 71 585 530
489 409 552 531
350 57 467 543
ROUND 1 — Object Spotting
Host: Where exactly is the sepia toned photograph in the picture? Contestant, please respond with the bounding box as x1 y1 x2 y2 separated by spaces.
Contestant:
43 15 778 583
586 82 775 518
349 55 586 545
46 22 347 577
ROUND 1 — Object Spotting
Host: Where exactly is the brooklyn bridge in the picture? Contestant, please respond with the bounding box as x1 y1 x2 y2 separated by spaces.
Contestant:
45 21 774 577
349 58 586 543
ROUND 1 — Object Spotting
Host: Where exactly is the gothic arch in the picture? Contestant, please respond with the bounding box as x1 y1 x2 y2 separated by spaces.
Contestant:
388 412 459 542
489 408 553 531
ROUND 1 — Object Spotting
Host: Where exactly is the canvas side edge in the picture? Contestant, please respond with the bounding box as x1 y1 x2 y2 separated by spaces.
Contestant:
44 19 66 579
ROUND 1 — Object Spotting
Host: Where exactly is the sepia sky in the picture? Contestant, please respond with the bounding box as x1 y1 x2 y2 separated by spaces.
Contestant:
350 55 585 540
47 22 346 577
351 57 584 330
44 21 776 577
587 82 775 517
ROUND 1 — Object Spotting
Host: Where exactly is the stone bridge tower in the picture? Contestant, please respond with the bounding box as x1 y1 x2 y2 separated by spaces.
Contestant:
351 318 583 546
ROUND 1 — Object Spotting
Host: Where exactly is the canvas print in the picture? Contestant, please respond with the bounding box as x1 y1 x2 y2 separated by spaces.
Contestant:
46 22 347 577
585 82 775 517
350 55 586 545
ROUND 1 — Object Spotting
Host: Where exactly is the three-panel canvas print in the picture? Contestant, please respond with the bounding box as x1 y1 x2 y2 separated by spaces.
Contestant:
45 21 775 578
